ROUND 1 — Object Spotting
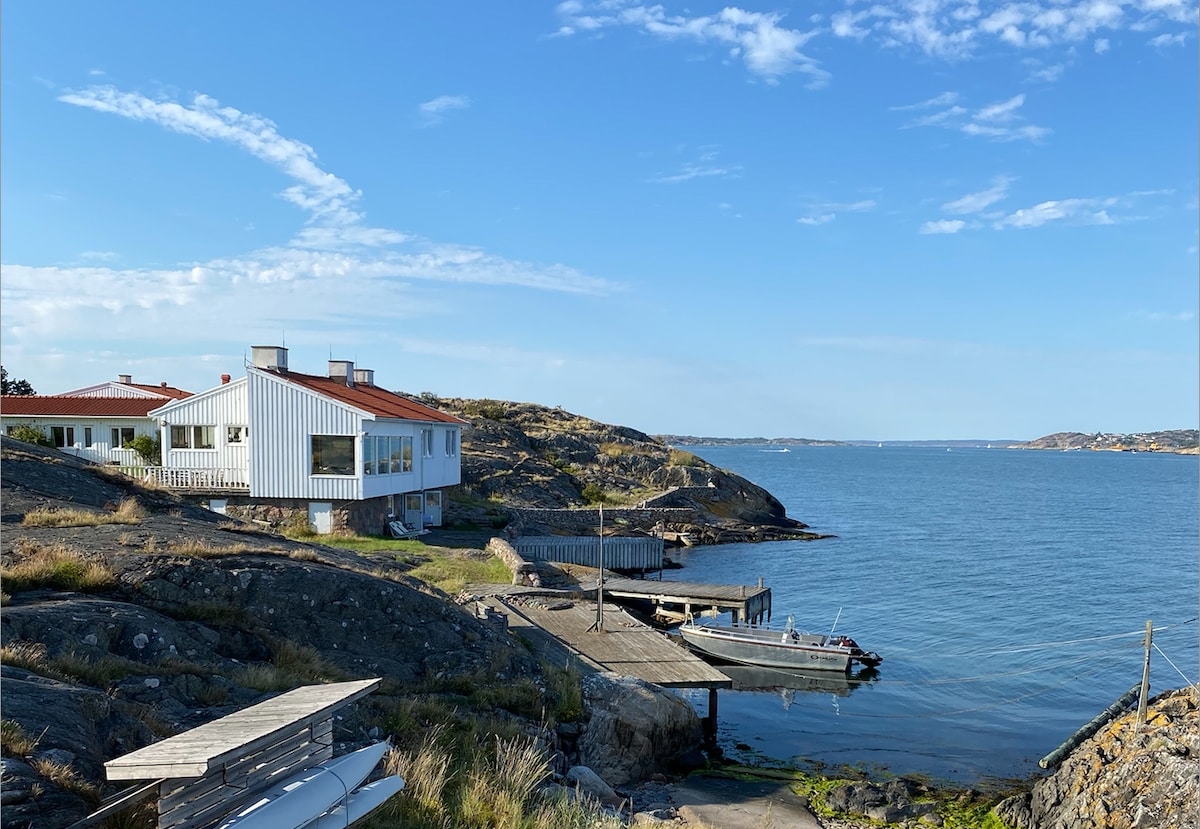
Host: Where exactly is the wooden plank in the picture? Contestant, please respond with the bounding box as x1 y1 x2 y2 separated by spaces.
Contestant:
158 720 334 829
106 678 379 781
497 598 730 689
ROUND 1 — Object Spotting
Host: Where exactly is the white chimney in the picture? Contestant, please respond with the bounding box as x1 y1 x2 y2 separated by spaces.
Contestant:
118 374 133 384
328 360 355 387
353 368 374 386
251 346 289 371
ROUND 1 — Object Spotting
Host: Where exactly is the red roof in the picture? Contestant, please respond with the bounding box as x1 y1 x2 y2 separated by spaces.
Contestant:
265 370 467 424
128 382 192 400
1 396 167 417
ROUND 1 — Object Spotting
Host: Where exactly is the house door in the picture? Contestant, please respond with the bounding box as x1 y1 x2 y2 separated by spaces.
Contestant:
424 491 443 527
404 494 424 528
308 502 333 535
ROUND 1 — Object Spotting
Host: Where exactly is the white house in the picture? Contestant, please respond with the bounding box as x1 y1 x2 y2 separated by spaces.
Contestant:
147 346 466 535
1 375 194 465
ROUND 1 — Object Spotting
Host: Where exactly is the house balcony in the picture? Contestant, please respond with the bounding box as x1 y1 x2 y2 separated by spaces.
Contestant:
141 466 250 493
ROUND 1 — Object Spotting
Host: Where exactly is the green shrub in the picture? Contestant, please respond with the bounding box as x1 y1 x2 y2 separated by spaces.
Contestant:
463 399 507 421
8 425 52 447
580 483 607 504
123 434 162 466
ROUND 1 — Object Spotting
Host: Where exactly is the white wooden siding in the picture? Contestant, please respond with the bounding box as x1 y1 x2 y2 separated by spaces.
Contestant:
1 416 157 465
247 371 364 500
157 380 250 476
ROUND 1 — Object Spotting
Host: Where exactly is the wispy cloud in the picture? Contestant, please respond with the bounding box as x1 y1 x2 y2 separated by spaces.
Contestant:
889 91 959 111
1094 37 1111 52
942 177 1014 214
797 198 877 225
897 91 1050 142
650 148 741 184
554 2 829 86
79 250 118 261
3 87 615 351
994 196 1120 228
920 219 968 234
1135 310 1196 322
417 94 471 128
1149 32 1188 47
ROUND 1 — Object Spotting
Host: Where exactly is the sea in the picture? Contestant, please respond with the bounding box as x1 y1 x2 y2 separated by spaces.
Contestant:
662 444 1199 787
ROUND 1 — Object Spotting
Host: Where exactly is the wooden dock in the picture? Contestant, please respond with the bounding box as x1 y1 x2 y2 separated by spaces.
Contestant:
598 577 772 625
485 594 731 733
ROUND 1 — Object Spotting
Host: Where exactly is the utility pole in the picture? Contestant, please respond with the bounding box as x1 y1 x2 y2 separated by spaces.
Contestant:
589 504 605 633
1136 619 1152 724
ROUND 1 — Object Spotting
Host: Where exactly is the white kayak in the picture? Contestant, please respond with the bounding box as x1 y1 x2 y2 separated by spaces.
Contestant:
215 741 390 829
302 774 405 828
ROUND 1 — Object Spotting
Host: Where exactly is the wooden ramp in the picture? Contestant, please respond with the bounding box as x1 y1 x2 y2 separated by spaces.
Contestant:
599 577 772 625
492 596 731 690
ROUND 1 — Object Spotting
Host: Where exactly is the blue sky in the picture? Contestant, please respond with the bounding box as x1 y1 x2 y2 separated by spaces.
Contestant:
2 2 1195 440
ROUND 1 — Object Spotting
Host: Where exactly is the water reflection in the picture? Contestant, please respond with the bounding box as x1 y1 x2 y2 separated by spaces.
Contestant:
718 664 881 710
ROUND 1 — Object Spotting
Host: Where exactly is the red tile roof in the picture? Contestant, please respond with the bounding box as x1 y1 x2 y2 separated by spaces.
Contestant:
1 396 167 417
128 382 192 400
265 370 467 424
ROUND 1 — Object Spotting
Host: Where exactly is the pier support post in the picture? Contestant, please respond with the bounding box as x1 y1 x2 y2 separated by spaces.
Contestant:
1137 619 1152 723
705 689 719 743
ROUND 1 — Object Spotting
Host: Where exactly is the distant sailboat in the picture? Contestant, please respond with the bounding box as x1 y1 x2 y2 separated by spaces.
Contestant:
877 442 882 448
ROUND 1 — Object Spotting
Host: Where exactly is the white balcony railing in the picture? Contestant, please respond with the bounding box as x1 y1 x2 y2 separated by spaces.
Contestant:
143 467 250 491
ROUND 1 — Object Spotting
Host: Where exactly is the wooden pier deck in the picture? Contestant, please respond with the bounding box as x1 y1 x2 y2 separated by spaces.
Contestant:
598 577 772 625
489 595 731 691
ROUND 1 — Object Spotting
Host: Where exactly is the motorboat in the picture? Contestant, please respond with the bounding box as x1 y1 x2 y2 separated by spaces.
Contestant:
678 615 881 673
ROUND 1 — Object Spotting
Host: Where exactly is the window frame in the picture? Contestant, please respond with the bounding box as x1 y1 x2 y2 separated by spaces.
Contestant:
311 434 355 476
169 424 217 450
113 426 136 448
444 429 458 457
226 425 248 445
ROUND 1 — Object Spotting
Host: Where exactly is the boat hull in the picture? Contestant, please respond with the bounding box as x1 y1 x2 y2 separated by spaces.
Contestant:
679 624 853 672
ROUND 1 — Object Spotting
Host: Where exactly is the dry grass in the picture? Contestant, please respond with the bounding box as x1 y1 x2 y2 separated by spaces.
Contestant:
1 541 116 593
234 640 348 692
30 757 101 805
1 719 40 757
166 538 259 557
668 449 707 467
22 497 144 528
287 548 321 562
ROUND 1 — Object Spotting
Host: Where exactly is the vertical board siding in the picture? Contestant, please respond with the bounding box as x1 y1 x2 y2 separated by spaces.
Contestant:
248 372 362 500
158 381 250 474
515 536 664 570
2 417 156 465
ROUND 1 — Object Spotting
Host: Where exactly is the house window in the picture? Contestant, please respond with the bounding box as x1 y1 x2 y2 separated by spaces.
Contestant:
376 437 388 475
363 436 376 475
311 435 355 476
390 437 403 473
444 429 458 457
51 426 76 448
84 427 93 448
421 429 434 458
402 436 413 472
405 494 423 514
113 427 135 448
170 425 216 449
227 425 248 444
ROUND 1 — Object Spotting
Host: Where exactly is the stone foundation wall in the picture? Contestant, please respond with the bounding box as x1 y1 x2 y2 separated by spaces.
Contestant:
485 538 538 586
194 495 395 536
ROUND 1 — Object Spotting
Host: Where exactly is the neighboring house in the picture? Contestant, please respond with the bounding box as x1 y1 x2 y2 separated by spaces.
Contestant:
148 346 466 535
0 375 194 465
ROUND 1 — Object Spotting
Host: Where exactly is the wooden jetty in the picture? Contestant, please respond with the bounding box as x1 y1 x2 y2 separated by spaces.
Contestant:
486 594 732 732
598 577 772 625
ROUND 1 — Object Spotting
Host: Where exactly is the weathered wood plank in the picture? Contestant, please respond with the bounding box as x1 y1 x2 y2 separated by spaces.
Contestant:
106 679 379 781
497 598 731 689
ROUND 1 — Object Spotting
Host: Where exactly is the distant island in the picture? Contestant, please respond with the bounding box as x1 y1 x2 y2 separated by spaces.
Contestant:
657 430 1200 455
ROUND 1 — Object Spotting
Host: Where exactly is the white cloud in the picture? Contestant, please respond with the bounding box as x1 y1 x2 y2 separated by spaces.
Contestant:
797 198 876 225
3 87 617 351
1136 310 1197 321
79 250 118 261
994 197 1120 228
1094 37 1111 52
650 148 741 184
942 177 1014 214
899 91 1050 142
920 219 968 234
417 94 471 127
554 3 829 86
1149 32 1188 46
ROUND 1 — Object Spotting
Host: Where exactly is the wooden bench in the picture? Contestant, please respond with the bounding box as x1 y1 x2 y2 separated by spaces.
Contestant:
83 678 381 829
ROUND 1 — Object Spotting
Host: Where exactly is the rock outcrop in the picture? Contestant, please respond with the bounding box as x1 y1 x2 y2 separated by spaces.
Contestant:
995 688 1198 829
577 672 704 786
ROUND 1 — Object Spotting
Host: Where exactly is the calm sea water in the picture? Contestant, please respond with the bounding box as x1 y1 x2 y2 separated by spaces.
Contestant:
664 445 1199 785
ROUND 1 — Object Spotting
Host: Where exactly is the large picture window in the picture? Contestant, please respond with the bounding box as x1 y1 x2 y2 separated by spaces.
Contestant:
312 435 355 476
113 427 135 448
170 425 216 449
363 436 376 476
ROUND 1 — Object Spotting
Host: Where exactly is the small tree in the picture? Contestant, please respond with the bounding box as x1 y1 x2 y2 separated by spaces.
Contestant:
1 366 35 396
9 424 52 447
123 434 162 466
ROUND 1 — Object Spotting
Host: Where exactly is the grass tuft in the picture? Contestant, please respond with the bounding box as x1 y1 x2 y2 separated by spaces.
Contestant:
22 497 144 527
1 719 40 757
30 757 101 805
1 541 116 593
